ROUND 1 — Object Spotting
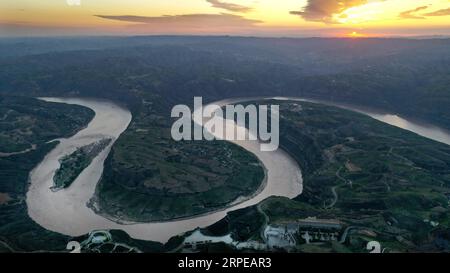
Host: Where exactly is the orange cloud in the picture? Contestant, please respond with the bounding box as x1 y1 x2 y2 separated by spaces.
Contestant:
424 8 450 16
399 6 429 19
290 0 370 24
206 0 252 13
95 13 262 32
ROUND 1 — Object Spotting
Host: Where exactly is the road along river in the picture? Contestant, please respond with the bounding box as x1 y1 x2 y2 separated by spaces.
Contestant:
26 97 302 243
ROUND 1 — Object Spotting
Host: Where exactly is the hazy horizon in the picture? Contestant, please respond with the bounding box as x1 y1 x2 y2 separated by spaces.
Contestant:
1 0 450 37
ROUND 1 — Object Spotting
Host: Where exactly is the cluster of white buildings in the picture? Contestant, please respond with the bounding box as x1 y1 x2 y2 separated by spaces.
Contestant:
180 217 344 252
263 217 343 249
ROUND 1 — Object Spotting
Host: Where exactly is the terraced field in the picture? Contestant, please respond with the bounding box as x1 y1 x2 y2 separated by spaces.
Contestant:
251 100 450 252
95 96 265 222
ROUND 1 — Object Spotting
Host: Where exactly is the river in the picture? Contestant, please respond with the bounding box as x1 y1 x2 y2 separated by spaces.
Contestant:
26 96 450 244
267 96 450 146
26 97 302 243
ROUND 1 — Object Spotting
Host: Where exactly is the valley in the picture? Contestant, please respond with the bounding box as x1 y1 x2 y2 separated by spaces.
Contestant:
0 37 449 253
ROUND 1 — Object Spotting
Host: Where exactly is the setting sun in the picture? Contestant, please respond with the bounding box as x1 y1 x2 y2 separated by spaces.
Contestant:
1 0 450 36
348 31 368 38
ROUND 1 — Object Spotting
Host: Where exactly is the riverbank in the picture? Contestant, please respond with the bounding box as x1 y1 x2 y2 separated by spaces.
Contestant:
26 97 302 243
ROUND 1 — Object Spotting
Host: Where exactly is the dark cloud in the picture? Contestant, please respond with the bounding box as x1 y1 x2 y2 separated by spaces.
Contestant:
206 0 252 13
290 0 369 24
95 13 262 29
424 8 450 17
399 6 429 19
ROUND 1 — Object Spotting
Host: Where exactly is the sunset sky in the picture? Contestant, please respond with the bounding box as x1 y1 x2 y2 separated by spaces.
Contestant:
1 0 450 37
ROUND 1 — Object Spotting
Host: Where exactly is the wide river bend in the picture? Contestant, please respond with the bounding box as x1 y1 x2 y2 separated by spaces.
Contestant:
27 96 450 243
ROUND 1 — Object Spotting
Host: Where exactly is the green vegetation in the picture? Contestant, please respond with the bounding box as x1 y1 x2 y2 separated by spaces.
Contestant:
0 96 94 252
249 100 450 252
1 38 450 131
0 98 166 253
1 37 450 252
202 206 265 242
0 96 94 154
94 95 265 222
52 138 112 190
